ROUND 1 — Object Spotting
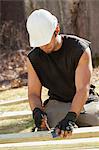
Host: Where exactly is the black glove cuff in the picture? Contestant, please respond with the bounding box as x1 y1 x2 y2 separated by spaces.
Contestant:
32 107 42 118
65 112 77 122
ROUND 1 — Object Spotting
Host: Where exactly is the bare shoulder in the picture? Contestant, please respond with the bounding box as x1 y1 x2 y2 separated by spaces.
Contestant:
78 47 92 65
75 47 93 90
27 57 42 95
27 57 39 77
27 57 34 71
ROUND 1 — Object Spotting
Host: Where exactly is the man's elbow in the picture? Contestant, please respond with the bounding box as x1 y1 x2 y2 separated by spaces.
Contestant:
81 84 90 99
77 84 90 99
28 93 40 101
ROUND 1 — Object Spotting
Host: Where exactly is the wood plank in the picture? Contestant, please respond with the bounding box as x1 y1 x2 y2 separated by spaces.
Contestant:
0 126 99 144
0 111 32 120
0 98 28 106
0 137 99 149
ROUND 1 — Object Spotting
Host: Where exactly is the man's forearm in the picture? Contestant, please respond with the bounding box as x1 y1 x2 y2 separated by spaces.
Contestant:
28 94 42 111
70 86 89 116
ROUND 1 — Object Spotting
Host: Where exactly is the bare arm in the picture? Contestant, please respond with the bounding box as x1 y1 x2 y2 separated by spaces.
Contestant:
70 47 93 116
55 47 92 137
27 58 42 111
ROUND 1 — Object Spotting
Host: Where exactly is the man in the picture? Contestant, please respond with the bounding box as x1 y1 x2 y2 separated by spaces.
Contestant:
26 9 99 138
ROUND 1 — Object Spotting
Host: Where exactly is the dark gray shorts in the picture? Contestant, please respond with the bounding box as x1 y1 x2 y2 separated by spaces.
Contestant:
44 99 99 128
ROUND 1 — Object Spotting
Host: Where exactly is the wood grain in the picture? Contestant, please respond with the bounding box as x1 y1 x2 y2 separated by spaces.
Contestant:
0 137 99 150
0 111 32 120
0 126 99 144
0 98 28 106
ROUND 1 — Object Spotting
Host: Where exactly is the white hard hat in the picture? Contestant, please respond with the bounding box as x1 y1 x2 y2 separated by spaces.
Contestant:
26 9 58 47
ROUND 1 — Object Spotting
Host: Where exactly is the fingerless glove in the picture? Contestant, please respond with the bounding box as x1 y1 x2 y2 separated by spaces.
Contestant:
33 107 47 128
55 112 77 132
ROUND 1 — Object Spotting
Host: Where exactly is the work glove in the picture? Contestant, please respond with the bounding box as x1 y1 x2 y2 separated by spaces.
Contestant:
55 112 78 136
32 107 47 129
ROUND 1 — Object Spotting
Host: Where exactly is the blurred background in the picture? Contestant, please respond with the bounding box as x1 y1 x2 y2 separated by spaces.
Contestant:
1 0 99 54
0 0 99 134
0 0 99 90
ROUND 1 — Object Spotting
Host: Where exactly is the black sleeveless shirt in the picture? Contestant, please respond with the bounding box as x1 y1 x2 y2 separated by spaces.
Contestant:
28 35 90 102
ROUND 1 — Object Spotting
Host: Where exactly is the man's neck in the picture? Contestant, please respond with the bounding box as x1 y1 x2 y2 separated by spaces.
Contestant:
54 35 63 52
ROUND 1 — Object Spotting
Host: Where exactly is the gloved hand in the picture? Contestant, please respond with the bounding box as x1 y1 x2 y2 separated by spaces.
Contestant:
32 107 47 129
55 112 78 137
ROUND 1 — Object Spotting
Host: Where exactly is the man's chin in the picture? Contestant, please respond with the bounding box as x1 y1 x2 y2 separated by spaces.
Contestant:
46 49 53 54
47 47 56 53
41 46 55 54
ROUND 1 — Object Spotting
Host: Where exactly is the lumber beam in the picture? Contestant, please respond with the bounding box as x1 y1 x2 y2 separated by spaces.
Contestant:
0 98 28 106
0 126 99 144
0 111 32 120
0 137 99 149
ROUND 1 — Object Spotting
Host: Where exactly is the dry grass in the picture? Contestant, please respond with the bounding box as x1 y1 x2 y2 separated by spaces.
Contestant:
0 86 48 134
0 86 28 101
0 117 33 134
0 103 30 112
0 86 31 134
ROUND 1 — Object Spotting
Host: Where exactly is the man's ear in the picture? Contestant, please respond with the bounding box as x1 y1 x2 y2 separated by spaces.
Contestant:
55 24 60 36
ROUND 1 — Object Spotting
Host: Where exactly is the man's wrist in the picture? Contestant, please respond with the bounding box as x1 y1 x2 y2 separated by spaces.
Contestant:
32 107 42 118
65 112 77 122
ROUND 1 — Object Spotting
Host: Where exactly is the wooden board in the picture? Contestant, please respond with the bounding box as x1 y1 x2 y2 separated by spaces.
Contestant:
0 137 99 150
0 126 99 144
0 111 32 120
0 98 28 106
